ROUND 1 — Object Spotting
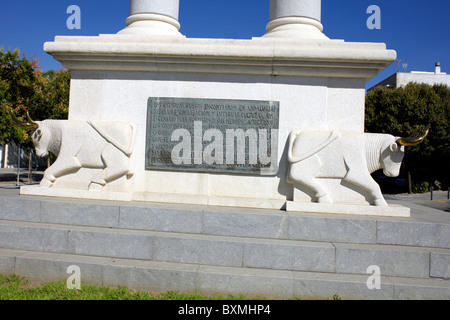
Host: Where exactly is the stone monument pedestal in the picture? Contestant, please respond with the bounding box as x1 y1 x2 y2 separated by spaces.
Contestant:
24 0 412 217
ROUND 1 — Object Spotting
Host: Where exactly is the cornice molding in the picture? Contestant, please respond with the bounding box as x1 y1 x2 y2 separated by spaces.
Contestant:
44 35 396 80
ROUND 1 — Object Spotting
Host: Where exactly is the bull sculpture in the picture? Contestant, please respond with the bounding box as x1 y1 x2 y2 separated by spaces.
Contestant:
287 127 429 206
7 108 136 190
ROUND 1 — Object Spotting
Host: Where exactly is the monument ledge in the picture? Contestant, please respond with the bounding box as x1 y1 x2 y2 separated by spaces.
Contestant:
44 35 395 80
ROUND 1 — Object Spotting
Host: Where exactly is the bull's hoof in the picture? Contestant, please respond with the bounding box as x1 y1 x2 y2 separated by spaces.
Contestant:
39 179 53 188
374 198 388 206
88 182 104 191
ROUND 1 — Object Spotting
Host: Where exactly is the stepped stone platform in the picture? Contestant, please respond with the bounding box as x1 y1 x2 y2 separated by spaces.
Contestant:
0 186 448 299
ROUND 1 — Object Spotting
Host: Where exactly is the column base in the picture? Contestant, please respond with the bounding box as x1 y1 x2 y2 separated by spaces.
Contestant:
117 13 184 37
263 17 329 40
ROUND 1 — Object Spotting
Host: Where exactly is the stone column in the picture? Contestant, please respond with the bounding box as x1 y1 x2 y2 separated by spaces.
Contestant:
263 0 328 39
118 0 183 37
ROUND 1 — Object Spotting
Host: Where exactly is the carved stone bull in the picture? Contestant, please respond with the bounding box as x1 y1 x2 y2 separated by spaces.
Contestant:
287 127 429 206
8 109 136 190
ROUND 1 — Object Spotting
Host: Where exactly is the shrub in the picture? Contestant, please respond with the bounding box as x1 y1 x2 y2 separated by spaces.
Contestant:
412 181 429 194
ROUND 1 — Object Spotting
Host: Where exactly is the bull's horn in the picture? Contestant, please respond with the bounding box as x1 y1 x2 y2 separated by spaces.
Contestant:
8 109 39 131
396 125 430 146
25 110 35 124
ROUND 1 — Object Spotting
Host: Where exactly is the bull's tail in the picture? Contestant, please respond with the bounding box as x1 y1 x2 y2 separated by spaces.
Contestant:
88 121 136 157
126 152 135 178
288 130 341 164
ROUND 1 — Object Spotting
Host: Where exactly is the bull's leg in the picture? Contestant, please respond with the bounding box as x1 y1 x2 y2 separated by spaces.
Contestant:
288 157 332 204
40 156 82 188
344 170 387 206
89 146 129 191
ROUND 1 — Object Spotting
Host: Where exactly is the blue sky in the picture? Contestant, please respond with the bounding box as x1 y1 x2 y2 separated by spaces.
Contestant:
1 0 449 89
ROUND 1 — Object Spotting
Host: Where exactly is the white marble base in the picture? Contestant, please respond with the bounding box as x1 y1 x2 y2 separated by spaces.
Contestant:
134 191 286 209
20 186 285 210
286 201 410 217
20 186 133 202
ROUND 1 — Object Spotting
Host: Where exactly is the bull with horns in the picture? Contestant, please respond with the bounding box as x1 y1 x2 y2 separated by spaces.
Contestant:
287 126 429 206
4 106 136 191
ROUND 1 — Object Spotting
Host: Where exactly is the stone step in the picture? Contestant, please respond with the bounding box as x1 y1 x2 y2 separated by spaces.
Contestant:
1 195 449 248
0 219 448 279
0 248 448 300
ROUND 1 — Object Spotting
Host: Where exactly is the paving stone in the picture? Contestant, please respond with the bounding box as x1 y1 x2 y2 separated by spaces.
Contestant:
0 197 41 222
391 277 450 300
335 243 430 278
102 259 198 292
153 233 244 267
68 228 154 260
430 250 450 279
0 221 68 253
377 220 450 248
288 213 377 243
243 239 335 272
41 201 120 228
202 209 288 238
119 206 203 233
293 271 394 300
197 265 294 299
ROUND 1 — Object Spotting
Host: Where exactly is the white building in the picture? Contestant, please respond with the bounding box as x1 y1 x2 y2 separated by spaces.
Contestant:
0 143 45 169
368 62 450 91
1 143 27 168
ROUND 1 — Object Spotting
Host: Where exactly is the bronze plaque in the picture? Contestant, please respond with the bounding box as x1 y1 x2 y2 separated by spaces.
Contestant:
145 97 279 175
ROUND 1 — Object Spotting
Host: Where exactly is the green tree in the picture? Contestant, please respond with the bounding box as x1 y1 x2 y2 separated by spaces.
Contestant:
30 68 70 121
365 83 450 190
0 48 70 149
0 48 38 147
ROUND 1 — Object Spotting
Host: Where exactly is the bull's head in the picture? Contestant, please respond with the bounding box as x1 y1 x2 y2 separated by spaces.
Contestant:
381 125 430 177
6 107 51 158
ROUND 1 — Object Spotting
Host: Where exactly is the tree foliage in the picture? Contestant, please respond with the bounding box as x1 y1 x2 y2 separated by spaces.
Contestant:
0 48 37 146
0 48 70 149
31 69 70 120
365 83 450 189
